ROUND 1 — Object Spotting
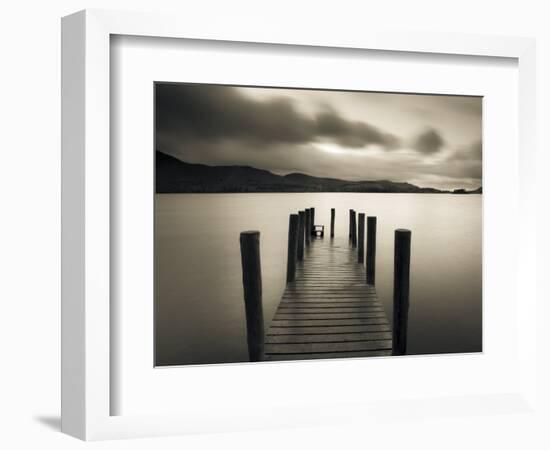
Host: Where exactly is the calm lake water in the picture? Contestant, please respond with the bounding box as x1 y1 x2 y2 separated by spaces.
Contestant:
155 193 482 366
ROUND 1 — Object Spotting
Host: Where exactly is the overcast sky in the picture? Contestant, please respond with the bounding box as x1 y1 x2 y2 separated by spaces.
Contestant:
155 83 482 190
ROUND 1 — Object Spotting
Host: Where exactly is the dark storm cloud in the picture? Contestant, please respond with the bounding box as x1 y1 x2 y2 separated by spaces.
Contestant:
316 109 400 149
155 84 400 150
412 128 445 154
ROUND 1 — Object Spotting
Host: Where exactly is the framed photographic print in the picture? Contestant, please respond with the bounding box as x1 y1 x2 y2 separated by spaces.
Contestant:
153 82 482 366
62 9 537 441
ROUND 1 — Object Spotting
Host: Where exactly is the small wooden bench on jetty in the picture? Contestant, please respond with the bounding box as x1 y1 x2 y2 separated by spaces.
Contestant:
312 225 324 238
239 207 411 362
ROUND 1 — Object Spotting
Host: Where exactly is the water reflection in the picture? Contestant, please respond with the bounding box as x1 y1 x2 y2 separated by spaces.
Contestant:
155 193 482 366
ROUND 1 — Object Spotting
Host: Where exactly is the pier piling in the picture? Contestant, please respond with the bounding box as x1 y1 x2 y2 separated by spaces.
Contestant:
297 210 305 261
286 214 299 283
351 210 357 248
367 216 377 285
305 209 311 245
239 231 265 362
392 229 411 356
357 213 365 263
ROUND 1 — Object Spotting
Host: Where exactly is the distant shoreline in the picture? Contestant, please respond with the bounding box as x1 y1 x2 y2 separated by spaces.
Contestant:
156 150 482 195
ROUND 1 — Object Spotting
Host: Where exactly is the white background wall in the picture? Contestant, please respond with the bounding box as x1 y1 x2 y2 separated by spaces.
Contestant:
0 0 548 448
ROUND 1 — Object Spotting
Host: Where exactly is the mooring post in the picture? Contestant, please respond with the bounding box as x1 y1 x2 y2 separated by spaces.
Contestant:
351 209 357 248
297 210 305 261
286 214 300 283
330 208 335 238
392 229 411 356
357 213 365 263
349 209 353 239
305 208 311 245
239 231 265 362
366 216 377 285
310 207 316 235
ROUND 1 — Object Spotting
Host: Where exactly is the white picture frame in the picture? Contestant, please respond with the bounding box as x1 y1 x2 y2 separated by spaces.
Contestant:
61 9 537 441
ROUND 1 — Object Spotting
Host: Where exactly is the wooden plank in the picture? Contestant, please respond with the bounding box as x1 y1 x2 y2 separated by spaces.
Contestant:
279 301 381 306
291 280 367 283
298 264 361 266
274 312 387 320
265 340 392 354
279 305 385 310
296 267 362 270
266 332 392 344
291 277 368 280
283 292 378 296
290 280 368 284
293 273 367 276
288 283 372 287
285 287 376 291
292 279 365 282
282 293 379 298
292 275 369 278
286 286 374 289
293 275 365 278
283 293 378 297
283 294 378 298
267 324 391 334
272 318 389 327
276 309 383 315
295 267 361 270
265 350 391 361
283 295 379 299
287 282 375 285
277 306 383 313
298 264 363 266
265 235 392 359
279 303 382 307
282 292 378 301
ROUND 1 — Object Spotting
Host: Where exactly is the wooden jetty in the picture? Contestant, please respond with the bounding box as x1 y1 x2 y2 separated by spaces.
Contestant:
239 208 411 362
265 237 392 361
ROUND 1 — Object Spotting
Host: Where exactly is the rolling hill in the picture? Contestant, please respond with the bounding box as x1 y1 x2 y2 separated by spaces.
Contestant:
156 151 478 194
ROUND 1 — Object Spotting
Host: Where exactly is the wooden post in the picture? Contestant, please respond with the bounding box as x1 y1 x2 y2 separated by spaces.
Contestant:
351 210 357 248
392 229 411 356
349 209 353 238
357 213 365 263
286 214 299 283
297 210 305 261
330 208 335 238
305 208 311 245
310 207 316 235
239 231 265 362
366 216 377 285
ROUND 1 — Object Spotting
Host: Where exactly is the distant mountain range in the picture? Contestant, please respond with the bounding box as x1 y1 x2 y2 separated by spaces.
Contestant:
156 151 482 194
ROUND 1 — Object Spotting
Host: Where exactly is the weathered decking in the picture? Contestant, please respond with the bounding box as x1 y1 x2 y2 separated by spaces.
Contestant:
265 237 392 361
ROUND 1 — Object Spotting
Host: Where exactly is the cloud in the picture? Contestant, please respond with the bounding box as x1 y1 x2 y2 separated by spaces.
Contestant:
448 139 482 162
441 139 482 181
412 128 445 154
315 109 400 149
156 83 314 145
155 84 400 151
155 83 482 190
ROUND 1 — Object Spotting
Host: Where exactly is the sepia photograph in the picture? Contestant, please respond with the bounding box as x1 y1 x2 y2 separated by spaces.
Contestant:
154 83 482 366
